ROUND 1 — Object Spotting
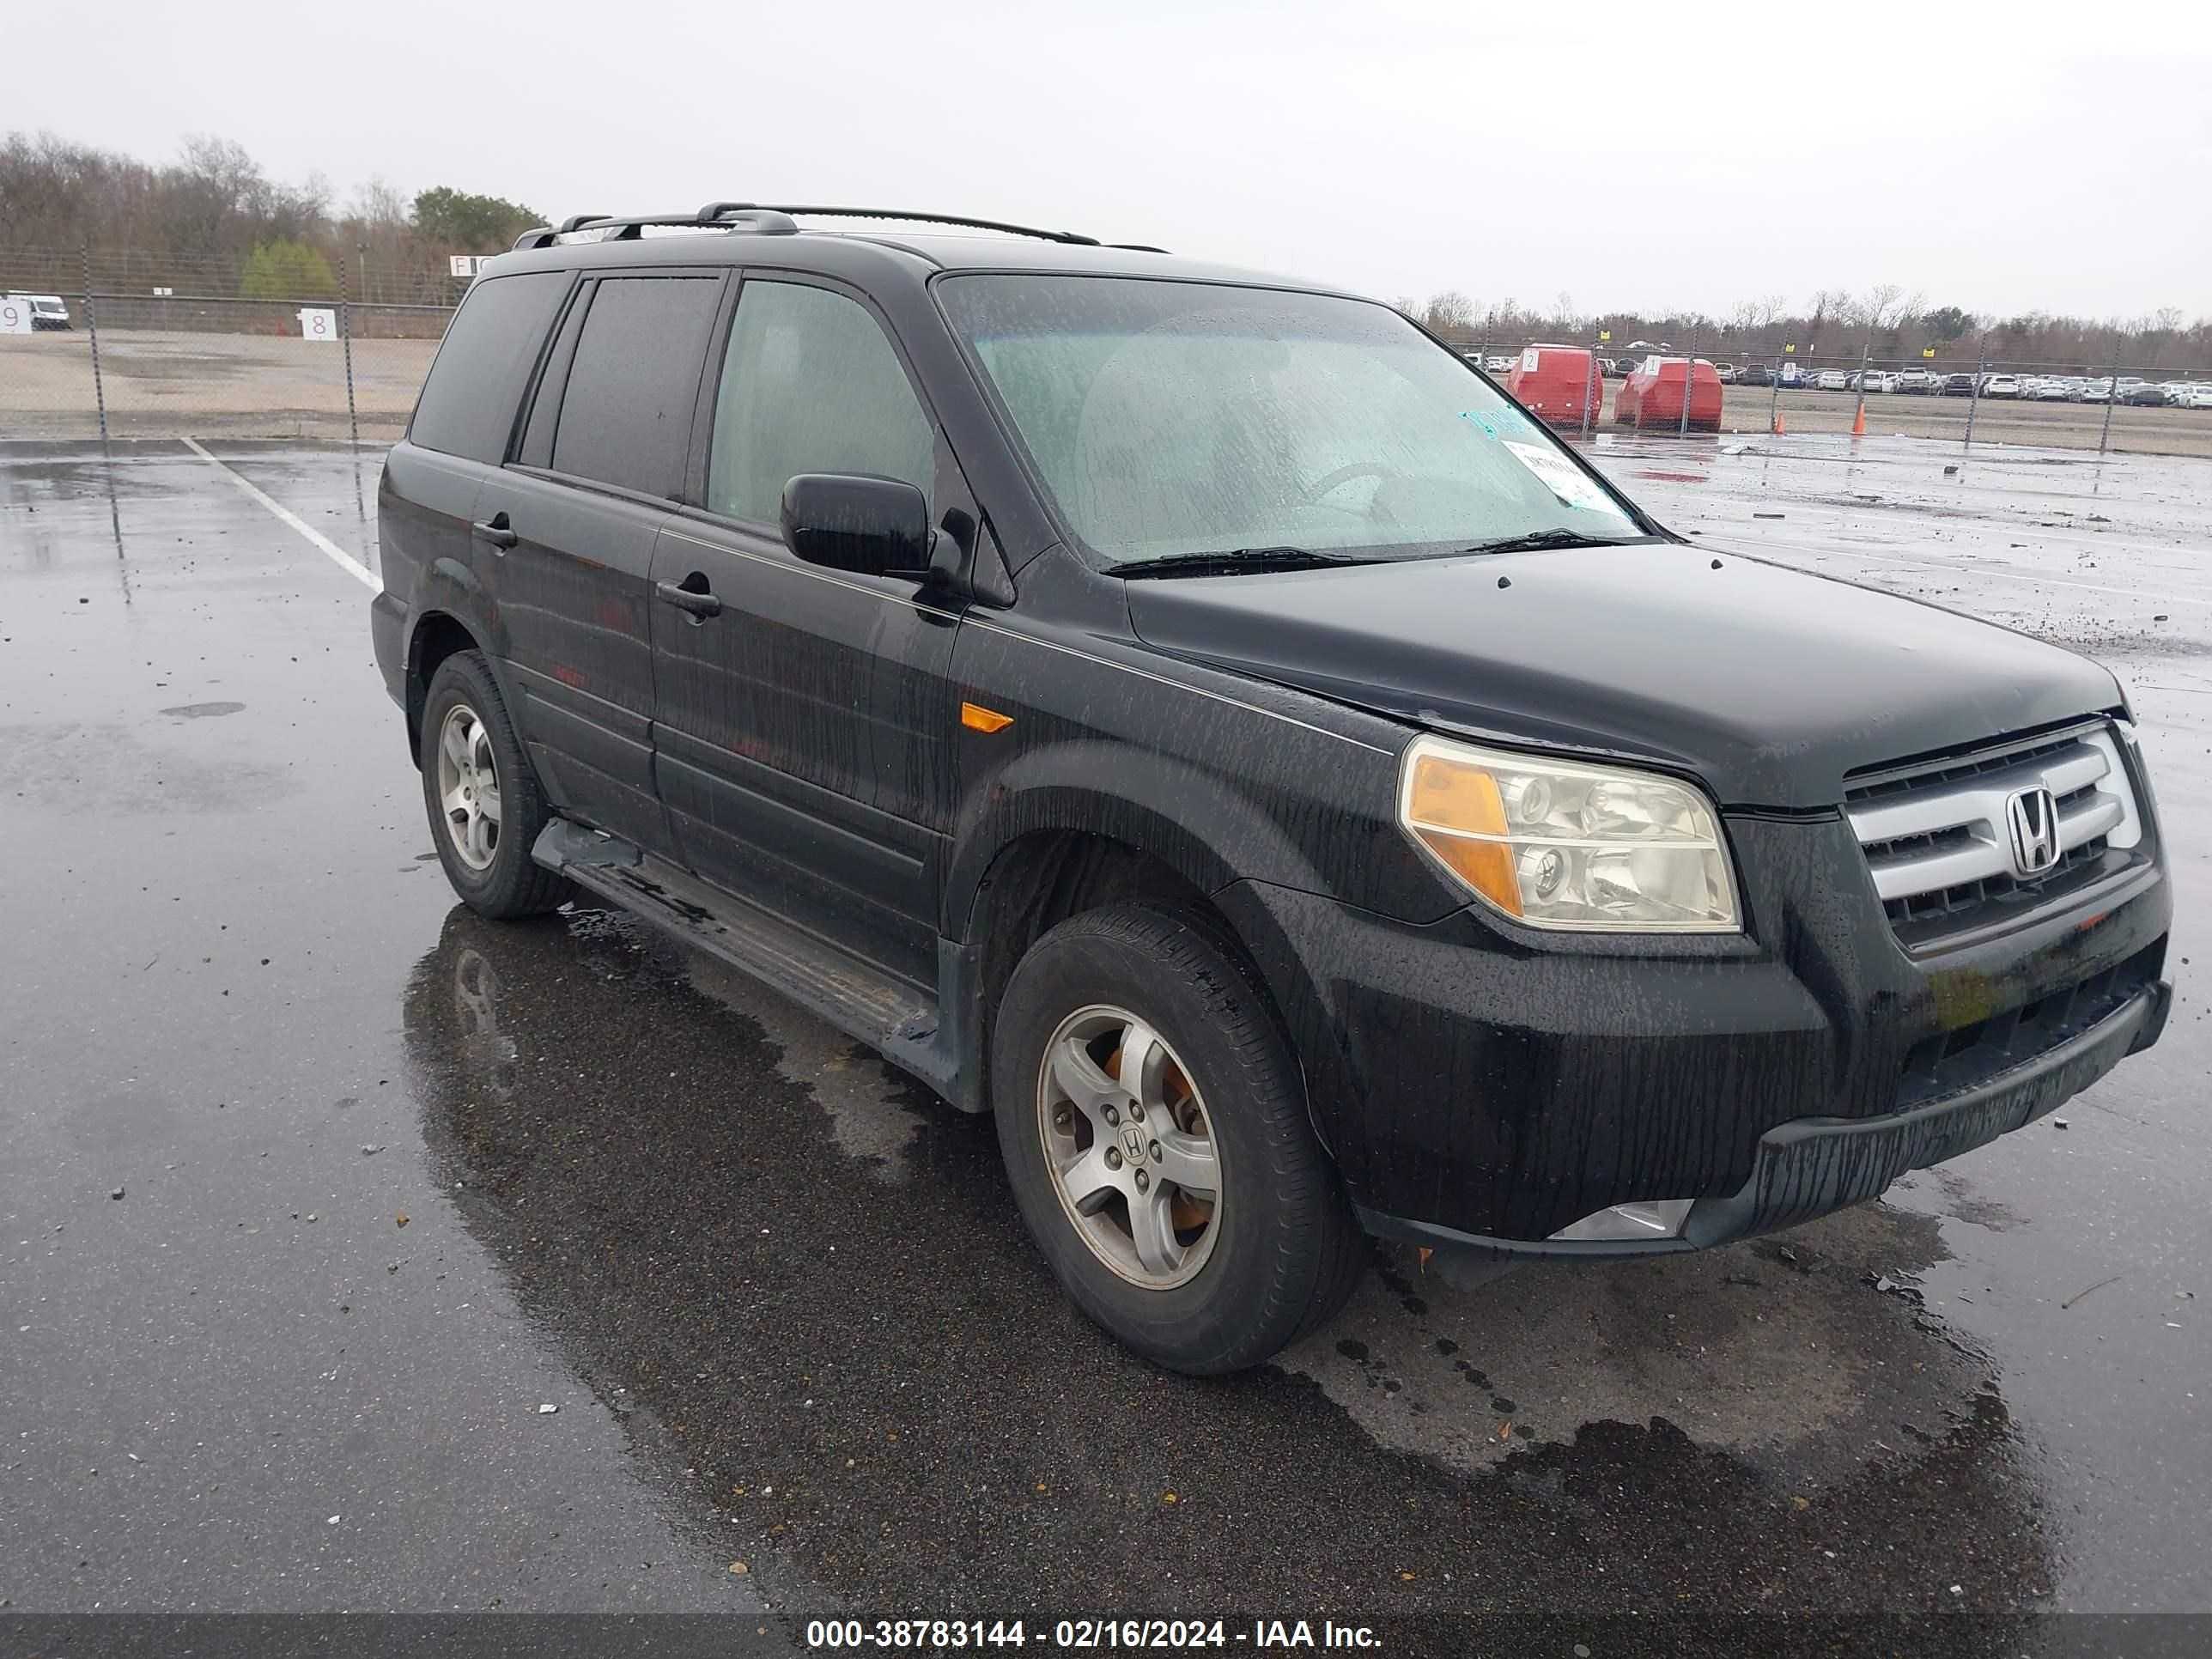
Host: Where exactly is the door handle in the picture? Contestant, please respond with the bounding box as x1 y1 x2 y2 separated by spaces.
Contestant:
655 577 723 619
471 514 519 550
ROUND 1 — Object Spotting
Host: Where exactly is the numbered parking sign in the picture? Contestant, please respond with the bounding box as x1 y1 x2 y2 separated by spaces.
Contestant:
0 297 33 336
297 307 337 341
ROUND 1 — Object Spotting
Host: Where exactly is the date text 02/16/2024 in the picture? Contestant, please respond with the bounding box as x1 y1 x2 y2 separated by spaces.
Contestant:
803 1619 1382 1650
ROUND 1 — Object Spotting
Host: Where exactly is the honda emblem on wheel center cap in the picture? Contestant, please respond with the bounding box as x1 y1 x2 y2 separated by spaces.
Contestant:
2005 785 2061 877
1121 1122 1147 1165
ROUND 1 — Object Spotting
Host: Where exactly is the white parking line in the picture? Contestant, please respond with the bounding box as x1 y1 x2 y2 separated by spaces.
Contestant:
181 437 379 592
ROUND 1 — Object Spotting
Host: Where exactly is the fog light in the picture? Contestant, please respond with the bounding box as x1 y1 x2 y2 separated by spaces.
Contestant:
1547 1199 1694 1242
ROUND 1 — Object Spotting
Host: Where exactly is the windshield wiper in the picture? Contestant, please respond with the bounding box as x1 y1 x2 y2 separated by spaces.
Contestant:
1112 546 1370 579
1457 527 1643 556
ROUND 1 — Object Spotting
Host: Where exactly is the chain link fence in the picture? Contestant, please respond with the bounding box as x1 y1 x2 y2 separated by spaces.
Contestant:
8 245 2212 456
2 245 455 442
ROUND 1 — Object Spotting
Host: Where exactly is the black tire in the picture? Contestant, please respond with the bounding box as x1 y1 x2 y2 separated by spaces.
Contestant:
419 650 573 920
992 903 1366 1374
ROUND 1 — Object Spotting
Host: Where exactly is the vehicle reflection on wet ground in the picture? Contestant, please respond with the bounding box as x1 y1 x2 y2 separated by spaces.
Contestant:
2 436 2205 1654
404 901 2049 1648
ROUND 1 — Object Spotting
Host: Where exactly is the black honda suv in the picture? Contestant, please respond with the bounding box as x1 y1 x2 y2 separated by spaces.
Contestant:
371 203 2172 1373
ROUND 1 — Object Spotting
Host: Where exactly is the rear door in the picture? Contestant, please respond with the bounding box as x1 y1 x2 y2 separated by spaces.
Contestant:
382 268 573 678
476 269 728 854
647 273 958 989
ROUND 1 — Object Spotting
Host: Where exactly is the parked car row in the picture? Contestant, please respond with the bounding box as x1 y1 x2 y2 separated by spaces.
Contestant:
1710 363 2212 406
2008 374 2212 407
1468 344 2212 410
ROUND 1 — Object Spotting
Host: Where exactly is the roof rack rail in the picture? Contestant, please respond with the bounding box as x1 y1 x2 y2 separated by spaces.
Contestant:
512 202 1106 251
743 205 1100 246
511 204 797 250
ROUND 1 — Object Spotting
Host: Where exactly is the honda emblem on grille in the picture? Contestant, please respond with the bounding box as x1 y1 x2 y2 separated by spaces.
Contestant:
2006 786 2061 876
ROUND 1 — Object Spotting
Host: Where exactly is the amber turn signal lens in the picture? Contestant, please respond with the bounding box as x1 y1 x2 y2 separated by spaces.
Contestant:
1408 752 1509 835
1417 829 1523 917
960 702 1014 733
1405 754 1522 916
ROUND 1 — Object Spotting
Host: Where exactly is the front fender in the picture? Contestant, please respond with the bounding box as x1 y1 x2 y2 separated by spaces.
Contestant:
942 739 1331 939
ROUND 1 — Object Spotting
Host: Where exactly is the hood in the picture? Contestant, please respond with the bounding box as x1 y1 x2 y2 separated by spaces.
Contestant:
1123 543 2123 810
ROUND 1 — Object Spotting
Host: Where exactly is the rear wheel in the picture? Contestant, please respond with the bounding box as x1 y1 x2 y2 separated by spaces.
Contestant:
420 651 572 920
992 903 1365 1374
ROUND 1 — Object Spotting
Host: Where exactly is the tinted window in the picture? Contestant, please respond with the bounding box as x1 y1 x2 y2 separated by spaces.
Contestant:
550 276 722 497
410 272 567 463
706 281 933 526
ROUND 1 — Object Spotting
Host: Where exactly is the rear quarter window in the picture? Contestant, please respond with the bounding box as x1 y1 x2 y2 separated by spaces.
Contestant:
409 272 568 464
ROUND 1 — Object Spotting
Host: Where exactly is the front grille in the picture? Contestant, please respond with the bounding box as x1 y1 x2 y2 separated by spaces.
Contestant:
1895 942 2162 1109
1845 722 2147 947
1881 835 2110 928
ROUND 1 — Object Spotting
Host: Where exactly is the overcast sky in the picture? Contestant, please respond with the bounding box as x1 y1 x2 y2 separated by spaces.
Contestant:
34 0 2212 320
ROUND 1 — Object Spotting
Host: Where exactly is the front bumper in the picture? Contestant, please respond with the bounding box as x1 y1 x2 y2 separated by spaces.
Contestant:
1216 808 2172 1252
1359 975 2167 1261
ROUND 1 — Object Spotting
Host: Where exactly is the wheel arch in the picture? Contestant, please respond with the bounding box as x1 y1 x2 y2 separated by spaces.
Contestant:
403 609 487 766
946 757 1328 1141
942 744 1327 945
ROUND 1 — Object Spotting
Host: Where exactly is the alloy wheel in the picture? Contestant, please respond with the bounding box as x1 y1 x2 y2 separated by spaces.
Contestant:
1036 1005 1223 1290
434 703 502 872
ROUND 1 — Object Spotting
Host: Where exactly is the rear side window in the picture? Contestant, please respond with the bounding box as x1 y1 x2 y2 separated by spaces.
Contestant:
706 281 934 526
410 272 568 463
550 276 722 497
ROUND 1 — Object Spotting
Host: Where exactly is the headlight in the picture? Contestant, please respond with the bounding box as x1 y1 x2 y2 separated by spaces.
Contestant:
1398 734 1740 932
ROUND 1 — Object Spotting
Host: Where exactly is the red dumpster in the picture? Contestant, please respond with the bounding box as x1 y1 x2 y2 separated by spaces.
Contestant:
1504 343 1601 427
1614 356 1723 432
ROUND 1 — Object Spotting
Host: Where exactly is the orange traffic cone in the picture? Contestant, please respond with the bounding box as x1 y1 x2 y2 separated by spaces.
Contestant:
1772 410 1787 435
1851 402 1868 437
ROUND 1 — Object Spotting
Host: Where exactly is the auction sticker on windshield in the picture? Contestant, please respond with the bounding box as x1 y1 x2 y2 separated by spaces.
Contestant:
1504 441 1627 517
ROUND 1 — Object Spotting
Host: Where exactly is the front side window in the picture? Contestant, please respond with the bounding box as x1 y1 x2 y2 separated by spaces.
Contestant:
706 281 934 526
937 275 1639 570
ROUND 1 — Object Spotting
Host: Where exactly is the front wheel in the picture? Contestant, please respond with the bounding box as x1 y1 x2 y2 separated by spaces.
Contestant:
992 904 1365 1374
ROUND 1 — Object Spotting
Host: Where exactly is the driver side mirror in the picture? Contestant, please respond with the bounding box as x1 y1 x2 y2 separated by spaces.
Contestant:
779 474 933 578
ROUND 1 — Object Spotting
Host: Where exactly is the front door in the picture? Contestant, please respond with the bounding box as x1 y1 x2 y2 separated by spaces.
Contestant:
648 275 958 990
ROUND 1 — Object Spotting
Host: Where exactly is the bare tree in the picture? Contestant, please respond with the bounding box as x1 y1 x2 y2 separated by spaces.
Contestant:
1841 283 1918 333
1423 289 1475 335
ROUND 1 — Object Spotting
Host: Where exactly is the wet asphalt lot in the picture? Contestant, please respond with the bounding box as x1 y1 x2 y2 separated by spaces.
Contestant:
2 434 2206 1656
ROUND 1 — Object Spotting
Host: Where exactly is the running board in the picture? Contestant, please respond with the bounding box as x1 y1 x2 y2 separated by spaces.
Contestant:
532 820 961 1100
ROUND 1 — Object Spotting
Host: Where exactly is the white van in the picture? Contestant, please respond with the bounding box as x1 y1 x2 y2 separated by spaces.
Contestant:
3 293 71 331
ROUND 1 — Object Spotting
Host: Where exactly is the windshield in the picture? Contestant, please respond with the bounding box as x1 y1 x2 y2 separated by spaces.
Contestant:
936 275 1642 569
